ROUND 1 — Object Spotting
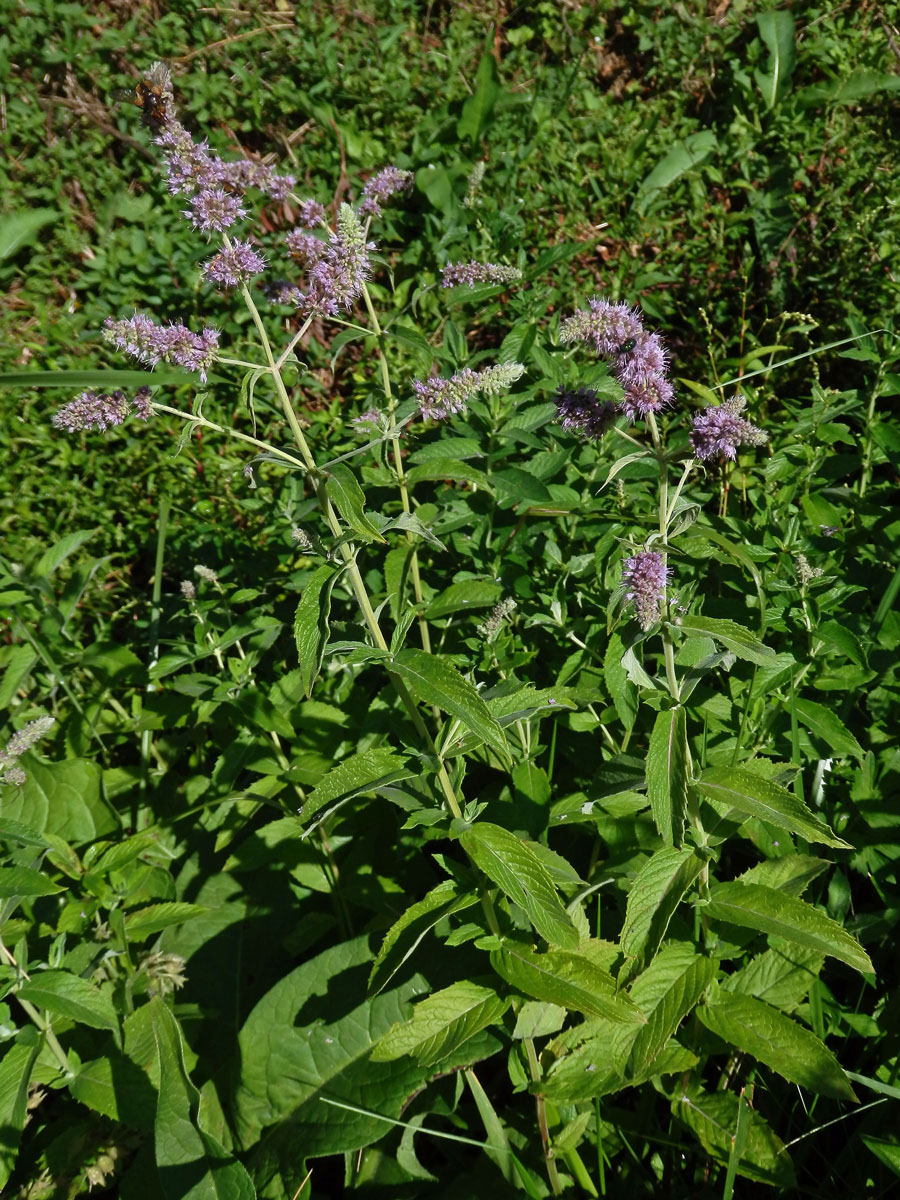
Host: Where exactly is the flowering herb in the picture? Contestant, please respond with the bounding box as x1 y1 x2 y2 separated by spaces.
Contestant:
622 550 671 630
414 362 525 421
690 396 768 460
441 261 522 288
552 385 617 440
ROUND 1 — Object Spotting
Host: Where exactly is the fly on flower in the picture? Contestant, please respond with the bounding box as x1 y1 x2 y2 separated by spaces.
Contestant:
115 62 171 132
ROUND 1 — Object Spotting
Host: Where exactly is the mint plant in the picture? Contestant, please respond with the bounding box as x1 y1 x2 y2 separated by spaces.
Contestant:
2 54 886 1199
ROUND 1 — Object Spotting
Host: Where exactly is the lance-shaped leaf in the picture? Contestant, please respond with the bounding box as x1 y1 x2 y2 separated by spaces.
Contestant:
369 880 478 996
0 1040 41 1188
370 980 508 1067
294 563 343 696
490 941 643 1025
460 822 579 948
301 748 415 829
698 991 856 1100
646 707 688 847
0 866 63 898
626 943 718 1077
675 1087 796 1188
17 970 118 1033
326 463 385 542
694 767 850 848
679 616 775 666
706 881 873 974
123 903 208 941
392 649 509 762
620 847 705 965
424 580 502 620
793 697 864 761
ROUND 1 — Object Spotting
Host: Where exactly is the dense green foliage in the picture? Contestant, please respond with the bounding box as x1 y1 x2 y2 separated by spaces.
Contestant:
2 2 900 1197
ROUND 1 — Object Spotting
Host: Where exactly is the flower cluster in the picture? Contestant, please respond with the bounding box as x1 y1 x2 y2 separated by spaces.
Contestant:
358 167 413 218
194 565 218 584
203 239 266 290
441 261 522 288
622 551 670 630
690 396 767 461
560 298 673 421
104 314 219 382
414 362 526 421
53 386 153 434
290 204 375 316
296 199 327 228
477 598 517 641
0 715 55 787
552 386 617 441
155 112 294 207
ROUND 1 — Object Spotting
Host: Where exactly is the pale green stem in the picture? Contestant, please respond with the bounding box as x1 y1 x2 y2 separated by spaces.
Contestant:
151 402 309 473
274 315 315 370
237 284 463 820
646 414 680 702
360 282 433 655
524 1036 562 1196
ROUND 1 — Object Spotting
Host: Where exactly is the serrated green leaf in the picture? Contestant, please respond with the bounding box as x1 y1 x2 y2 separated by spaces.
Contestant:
293 564 343 696
0 817 49 848
70 1053 157 1130
461 823 578 948
861 1136 900 1178
723 946 824 1011
152 999 256 1200
326 463 385 543
14 757 118 843
0 645 38 709
706 881 872 974
675 1088 795 1187
627 944 717 1076
698 992 855 1099
0 866 63 898
301 748 415 825
391 649 508 761
793 697 864 760
490 941 643 1024
369 881 478 996
620 847 705 965
424 580 502 620
646 708 688 847
694 767 849 847
17 970 118 1032
371 980 508 1066
0 1039 41 1187
604 631 638 730
405 459 492 490
679 616 775 666
123 903 209 940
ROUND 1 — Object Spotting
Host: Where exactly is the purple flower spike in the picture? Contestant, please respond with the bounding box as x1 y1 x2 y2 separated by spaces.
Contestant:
414 362 525 421
559 298 644 357
53 387 153 433
184 188 246 234
358 167 413 218
296 199 327 228
292 204 374 316
552 386 617 441
441 261 522 288
203 239 266 290
622 550 670 630
104 314 219 382
690 397 768 461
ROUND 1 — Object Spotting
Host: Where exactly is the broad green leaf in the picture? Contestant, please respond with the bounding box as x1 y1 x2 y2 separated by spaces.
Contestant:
723 946 824 1011
14 758 117 843
460 822 579 948
235 936 428 1159
604 631 638 730
698 992 855 1100
755 10 796 108
737 853 829 897
152 999 256 1200
0 817 49 848
70 1053 157 1129
512 1001 567 1040
620 847 705 964
34 529 96 577
405 459 491 490
369 880 478 996
408 437 482 463
391 649 509 761
490 467 552 508
694 766 849 848
706 882 873 974
123 903 209 940
293 564 343 696
636 131 717 213
490 941 643 1024
0 644 38 708
371 980 508 1066
0 866 62 898
862 1136 900 1178
457 51 501 142
0 1039 41 1186
424 580 502 620
679 616 775 666
646 707 688 847
17 970 118 1032
675 1088 795 1188
627 944 717 1076
793 697 864 760
301 748 415 826
326 463 385 543
0 209 58 261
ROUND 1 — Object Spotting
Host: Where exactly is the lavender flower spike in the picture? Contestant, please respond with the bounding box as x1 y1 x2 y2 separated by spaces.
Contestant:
184 187 246 234
559 298 644 357
414 362 525 421
690 397 768 461
104 314 219 383
359 167 413 218
203 239 266 290
441 261 522 288
553 386 617 441
294 204 374 316
622 551 670 630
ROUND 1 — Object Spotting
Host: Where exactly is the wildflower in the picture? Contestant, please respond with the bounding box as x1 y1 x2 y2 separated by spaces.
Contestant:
156 123 220 196
294 204 374 316
285 229 327 265
194 565 218 584
352 409 381 432
292 527 314 550
104 314 219 383
559 298 644 358
414 362 525 421
441 261 522 288
295 199 327 228
216 159 295 201
0 716 55 786
53 389 131 433
140 951 187 996
132 386 154 421
358 167 413 218
2 765 26 787
795 554 824 588
477 598 517 640
622 551 670 630
180 580 196 600
463 161 486 208
690 396 768 461
552 386 617 441
203 239 266 290
184 187 246 234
